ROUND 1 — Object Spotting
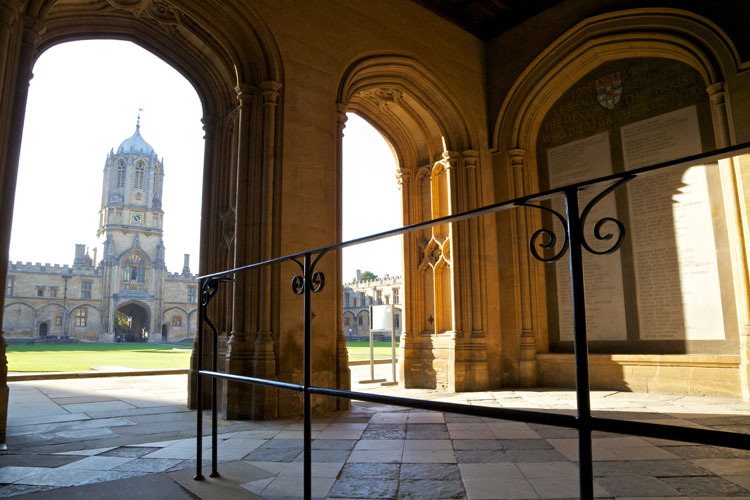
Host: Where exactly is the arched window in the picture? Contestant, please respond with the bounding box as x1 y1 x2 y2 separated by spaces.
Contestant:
122 255 146 283
116 161 126 188
134 162 145 190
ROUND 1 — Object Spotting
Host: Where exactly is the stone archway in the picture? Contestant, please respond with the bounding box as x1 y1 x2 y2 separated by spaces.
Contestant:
115 303 150 343
0 0 293 428
491 8 750 397
337 55 494 392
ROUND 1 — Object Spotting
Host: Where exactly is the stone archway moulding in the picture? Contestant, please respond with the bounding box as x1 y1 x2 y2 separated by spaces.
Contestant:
493 8 745 155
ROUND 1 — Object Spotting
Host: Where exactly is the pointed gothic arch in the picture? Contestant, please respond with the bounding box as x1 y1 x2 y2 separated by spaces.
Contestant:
337 54 489 392
0 0 290 429
491 7 750 392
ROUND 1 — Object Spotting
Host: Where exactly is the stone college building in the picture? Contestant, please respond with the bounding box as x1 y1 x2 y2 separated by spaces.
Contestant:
2 0 750 428
4 120 198 343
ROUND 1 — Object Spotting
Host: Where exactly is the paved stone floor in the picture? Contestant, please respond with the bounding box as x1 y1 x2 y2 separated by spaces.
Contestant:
0 365 749 499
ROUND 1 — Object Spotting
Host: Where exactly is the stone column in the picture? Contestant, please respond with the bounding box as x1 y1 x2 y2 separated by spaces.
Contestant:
251 81 282 419
509 149 538 387
334 104 351 409
396 166 418 386
0 11 40 444
460 150 489 390
224 84 256 419
188 115 216 410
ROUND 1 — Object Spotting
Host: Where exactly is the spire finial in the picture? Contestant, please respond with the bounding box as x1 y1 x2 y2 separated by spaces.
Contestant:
136 108 143 130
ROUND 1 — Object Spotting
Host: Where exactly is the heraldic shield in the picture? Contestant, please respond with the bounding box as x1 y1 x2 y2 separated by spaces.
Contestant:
596 72 622 110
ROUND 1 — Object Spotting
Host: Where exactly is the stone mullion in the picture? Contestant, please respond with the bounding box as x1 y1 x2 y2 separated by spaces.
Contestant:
251 81 282 419
509 149 538 387
224 83 256 420
442 151 464 338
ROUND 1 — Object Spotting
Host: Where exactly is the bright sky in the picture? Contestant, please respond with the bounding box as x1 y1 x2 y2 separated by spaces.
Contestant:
341 114 403 282
11 40 204 273
11 40 403 280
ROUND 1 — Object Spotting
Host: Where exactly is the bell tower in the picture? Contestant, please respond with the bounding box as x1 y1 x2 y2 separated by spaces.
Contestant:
98 112 167 339
98 112 165 246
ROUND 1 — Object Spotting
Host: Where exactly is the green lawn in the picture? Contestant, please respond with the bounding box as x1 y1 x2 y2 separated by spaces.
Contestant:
347 341 399 360
6 341 396 372
7 343 192 372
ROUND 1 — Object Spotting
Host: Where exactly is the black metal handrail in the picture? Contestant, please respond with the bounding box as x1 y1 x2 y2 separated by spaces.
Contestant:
194 143 750 499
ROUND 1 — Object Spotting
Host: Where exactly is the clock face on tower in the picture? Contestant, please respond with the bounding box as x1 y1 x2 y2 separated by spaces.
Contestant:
130 211 145 225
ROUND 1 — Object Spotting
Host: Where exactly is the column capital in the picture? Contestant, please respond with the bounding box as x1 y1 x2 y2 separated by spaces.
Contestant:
508 148 526 169
441 150 459 169
201 116 217 139
336 102 348 131
396 167 410 186
260 80 281 104
706 82 725 97
462 149 479 169
21 14 43 46
234 84 255 105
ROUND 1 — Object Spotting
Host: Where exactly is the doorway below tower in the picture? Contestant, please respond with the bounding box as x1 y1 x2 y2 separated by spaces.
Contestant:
115 304 150 342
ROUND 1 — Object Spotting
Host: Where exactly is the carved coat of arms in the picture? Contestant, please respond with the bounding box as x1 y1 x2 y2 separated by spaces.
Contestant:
595 72 622 110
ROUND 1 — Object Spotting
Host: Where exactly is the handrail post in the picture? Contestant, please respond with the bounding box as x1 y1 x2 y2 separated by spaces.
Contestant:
194 277 205 481
210 287 219 478
564 187 593 499
303 252 312 500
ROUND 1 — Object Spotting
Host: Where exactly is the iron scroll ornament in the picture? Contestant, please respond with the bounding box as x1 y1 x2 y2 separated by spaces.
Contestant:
516 177 634 262
291 250 328 295
200 277 231 337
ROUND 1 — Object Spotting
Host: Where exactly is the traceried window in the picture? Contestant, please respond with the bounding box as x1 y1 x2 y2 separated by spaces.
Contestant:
385 295 390 305
344 292 350 307
393 287 399 304
6 277 13 296
134 162 145 190
188 287 196 303
81 281 91 299
75 308 87 327
376 290 383 304
344 316 350 326
122 255 146 283
358 316 363 326
116 161 126 188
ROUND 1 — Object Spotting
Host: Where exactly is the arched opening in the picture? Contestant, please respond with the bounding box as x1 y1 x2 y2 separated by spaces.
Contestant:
115 303 150 343
38 322 48 338
338 55 490 392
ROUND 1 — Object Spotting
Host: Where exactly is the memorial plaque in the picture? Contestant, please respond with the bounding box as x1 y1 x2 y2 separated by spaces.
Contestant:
622 106 724 340
547 133 628 341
